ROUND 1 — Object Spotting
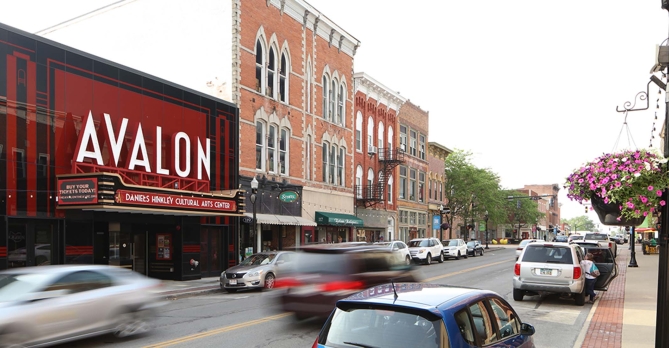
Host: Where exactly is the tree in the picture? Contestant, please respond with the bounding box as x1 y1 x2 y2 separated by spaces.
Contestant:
443 149 503 239
501 190 545 239
561 216 596 234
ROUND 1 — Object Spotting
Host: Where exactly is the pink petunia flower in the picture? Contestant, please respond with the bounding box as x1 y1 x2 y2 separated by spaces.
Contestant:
649 186 654 191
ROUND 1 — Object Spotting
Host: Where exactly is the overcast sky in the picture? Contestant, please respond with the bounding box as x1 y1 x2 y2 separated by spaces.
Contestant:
1 0 668 224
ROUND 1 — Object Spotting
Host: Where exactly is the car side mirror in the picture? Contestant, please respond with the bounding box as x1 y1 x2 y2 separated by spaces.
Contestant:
520 323 535 336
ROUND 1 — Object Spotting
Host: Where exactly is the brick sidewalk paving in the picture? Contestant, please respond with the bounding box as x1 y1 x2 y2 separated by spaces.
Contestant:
579 249 629 348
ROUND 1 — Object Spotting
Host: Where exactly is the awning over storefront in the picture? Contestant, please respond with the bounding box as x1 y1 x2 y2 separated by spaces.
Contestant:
244 213 317 226
315 212 363 227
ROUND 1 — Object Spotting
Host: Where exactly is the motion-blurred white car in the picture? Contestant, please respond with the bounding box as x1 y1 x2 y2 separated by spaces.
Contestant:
373 240 412 265
0 265 164 347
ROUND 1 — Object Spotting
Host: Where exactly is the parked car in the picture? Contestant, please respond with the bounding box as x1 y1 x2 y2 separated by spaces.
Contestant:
441 239 468 260
578 245 619 291
583 232 617 258
7 244 52 267
0 265 164 347
374 240 412 265
314 283 536 348
567 234 584 243
515 239 544 260
555 235 568 243
466 240 484 257
220 251 295 293
408 238 445 264
275 243 421 320
513 242 617 306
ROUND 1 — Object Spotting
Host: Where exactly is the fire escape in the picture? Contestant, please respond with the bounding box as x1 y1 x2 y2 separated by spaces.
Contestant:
355 146 405 208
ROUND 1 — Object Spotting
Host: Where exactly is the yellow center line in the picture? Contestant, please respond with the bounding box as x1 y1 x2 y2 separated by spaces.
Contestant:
423 258 515 282
142 312 293 348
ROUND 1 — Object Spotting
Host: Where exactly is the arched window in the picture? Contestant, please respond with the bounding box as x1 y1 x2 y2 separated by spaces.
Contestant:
356 165 363 198
355 112 362 151
268 124 277 172
279 128 288 175
337 83 344 125
367 168 374 189
329 144 336 184
255 121 266 170
388 126 394 158
367 116 374 153
329 79 336 122
388 175 394 203
279 52 288 103
378 121 384 159
267 47 277 98
255 39 265 93
322 141 329 182
322 75 329 119
337 146 344 186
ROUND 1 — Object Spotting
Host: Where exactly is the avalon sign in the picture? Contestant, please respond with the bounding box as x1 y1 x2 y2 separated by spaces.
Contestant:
278 191 299 203
115 190 236 212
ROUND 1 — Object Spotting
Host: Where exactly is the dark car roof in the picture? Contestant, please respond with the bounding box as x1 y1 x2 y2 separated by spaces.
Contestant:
340 283 492 310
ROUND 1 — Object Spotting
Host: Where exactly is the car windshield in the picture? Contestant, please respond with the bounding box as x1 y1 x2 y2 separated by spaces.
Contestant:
321 307 443 348
521 245 573 264
556 236 568 242
0 273 51 302
408 240 429 247
585 234 609 241
467 241 476 247
447 240 460 246
519 240 532 247
239 253 275 266
570 235 584 241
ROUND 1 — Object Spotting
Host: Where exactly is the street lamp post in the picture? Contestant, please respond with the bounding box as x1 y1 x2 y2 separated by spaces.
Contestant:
484 210 489 249
250 177 259 253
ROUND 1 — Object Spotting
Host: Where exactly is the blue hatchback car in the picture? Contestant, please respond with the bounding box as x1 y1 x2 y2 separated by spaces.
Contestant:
314 283 535 348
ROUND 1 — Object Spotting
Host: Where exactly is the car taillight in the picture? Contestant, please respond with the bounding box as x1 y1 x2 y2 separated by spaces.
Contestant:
516 248 523 251
514 263 521 276
573 266 582 279
274 278 303 288
312 337 319 348
319 280 365 292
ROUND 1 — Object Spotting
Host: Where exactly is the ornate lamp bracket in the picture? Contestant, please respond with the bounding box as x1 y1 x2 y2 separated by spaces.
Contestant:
616 80 652 113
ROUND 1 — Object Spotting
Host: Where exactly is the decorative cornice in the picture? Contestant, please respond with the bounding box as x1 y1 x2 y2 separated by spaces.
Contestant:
280 0 286 14
338 35 344 52
313 16 320 37
302 9 309 28
329 28 335 47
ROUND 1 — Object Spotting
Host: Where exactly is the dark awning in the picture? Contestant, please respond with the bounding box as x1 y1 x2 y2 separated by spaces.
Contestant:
315 212 363 227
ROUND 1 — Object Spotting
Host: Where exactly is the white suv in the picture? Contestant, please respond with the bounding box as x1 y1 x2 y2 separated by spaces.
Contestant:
407 238 444 265
441 239 468 260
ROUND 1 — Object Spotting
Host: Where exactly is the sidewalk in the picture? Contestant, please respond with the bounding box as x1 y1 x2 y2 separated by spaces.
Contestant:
577 244 658 348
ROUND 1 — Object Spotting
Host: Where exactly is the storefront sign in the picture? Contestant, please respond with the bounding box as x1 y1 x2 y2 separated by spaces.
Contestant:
75 112 211 180
278 191 299 203
57 178 98 205
115 190 236 212
242 216 254 223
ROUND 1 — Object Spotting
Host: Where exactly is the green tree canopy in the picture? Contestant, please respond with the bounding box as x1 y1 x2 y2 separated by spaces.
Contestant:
561 216 596 233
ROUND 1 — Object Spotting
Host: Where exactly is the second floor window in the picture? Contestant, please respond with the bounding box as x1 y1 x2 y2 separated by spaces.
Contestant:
410 130 417 157
399 166 407 200
400 125 407 152
355 112 362 151
255 121 265 170
279 53 288 103
279 129 288 175
267 48 276 98
419 172 425 202
268 125 277 172
410 168 416 201
419 134 425 160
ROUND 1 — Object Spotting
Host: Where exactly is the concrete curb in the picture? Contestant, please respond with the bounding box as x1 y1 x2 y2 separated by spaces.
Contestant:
573 298 600 348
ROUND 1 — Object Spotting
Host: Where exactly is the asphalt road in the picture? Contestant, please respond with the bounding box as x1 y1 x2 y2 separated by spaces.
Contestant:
59 247 591 348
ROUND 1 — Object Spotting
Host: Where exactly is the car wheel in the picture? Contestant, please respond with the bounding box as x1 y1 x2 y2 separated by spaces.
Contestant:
513 289 524 301
456 251 461 260
225 288 238 293
471 250 476 257
480 249 484 256
438 252 444 263
425 253 432 265
264 273 275 289
405 255 411 265
113 310 152 338
464 251 468 259
574 288 586 306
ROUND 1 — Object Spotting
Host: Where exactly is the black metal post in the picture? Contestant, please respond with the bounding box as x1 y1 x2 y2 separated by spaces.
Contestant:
484 213 489 249
251 191 257 254
656 186 669 347
629 226 638 267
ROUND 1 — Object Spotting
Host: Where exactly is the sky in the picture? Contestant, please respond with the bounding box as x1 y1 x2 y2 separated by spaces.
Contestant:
1 0 668 223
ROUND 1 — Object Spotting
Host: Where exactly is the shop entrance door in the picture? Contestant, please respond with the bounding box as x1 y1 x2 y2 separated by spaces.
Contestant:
200 227 222 277
133 233 147 275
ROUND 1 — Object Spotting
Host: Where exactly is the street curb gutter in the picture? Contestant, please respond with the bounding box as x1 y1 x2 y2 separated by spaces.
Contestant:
573 298 600 348
161 286 221 299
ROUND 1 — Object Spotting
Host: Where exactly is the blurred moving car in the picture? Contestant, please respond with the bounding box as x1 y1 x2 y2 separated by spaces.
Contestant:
314 283 536 348
466 240 484 257
408 238 444 264
555 235 569 243
275 243 420 320
441 239 468 260
515 239 544 260
220 251 295 293
374 240 412 265
513 242 617 306
0 265 163 347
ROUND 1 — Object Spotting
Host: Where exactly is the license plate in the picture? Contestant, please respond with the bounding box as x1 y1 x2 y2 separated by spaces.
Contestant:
229 279 237 285
540 269 552 275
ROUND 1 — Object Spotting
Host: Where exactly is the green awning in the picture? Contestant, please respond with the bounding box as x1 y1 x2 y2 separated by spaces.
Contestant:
315 212 363 227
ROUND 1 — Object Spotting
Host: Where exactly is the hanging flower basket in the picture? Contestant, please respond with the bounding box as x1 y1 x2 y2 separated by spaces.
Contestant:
565 149 669 226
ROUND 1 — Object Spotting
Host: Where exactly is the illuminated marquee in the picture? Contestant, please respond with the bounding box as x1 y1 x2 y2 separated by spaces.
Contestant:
75 111 211 180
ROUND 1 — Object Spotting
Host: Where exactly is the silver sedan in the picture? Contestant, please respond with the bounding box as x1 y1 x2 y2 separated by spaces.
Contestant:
220 251 295 293
0 265 164 347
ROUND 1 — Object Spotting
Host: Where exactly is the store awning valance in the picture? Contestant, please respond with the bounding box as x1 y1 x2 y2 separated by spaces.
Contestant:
244 213 316 226
315 212 363 227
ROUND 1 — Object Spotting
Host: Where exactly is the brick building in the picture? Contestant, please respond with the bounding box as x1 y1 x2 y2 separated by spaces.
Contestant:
427 142 452 240
523 184 561 240
396 101 430 242
352 72 405 242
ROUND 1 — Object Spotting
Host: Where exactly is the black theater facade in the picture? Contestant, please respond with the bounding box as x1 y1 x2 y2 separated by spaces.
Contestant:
0 23 242 280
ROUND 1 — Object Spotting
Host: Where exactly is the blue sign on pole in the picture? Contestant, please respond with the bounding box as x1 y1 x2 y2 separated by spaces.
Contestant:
432 215 441 229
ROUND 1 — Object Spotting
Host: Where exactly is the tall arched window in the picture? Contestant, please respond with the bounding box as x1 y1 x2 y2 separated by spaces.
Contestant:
378 121 384 158
356 165 363 198
337 147 344 186
279 128 288 175
337 84 344 125
355 112 362 151
367 168 374 192
322 75 328 119
329 145 336 184
322 141 329 182
279 52 288 103
388 175 394 203
367 116 374 153
255 39 265 93
329 79 336 122
268 124 277 172
388 126 394 158
267 47 277 98
255 121 266 170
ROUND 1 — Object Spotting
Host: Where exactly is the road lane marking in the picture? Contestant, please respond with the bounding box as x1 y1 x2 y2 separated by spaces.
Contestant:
142 312 293 348
423 258 515 282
